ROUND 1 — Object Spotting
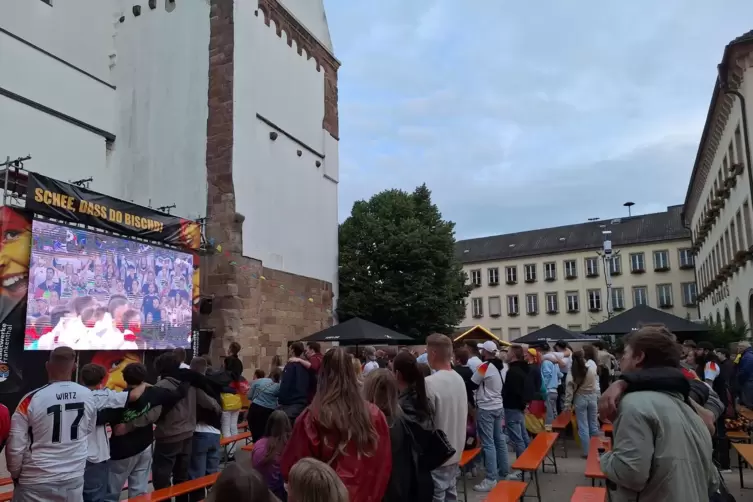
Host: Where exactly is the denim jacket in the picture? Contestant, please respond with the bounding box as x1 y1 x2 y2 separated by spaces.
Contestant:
540 360 561 391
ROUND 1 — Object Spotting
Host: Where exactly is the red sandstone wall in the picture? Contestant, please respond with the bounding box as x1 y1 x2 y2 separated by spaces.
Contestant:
202 0 335 377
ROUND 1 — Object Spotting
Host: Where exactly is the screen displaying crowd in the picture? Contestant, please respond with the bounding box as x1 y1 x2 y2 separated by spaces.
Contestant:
24 220 194 350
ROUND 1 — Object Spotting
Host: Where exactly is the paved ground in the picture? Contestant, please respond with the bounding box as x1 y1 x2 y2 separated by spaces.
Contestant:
0 439 749 500
459 441 752 502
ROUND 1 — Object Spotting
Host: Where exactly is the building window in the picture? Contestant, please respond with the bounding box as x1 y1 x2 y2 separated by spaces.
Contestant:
737 210 746 250
632 286 648 306
527 326 540 334
609 255 622 275
736 125 746 171
657 284 673 308
488 267 499 286
507 295 520 316
470 269 482 287
653 250 670 271
585 257 599 277
731 222 739 254
566 291 579 312
508 327 521 340
471 297 483 317
587 289 602 312
489 296 502 317
744 201 753 249
526 294 539 315
505 266 518 285
524 264 537 283
682 282 697 306
630 252 645 273
564 260 577 279
678 248 694 269
567 325 582 331
544 262 556 281
545 292 558 313
491 328 503 338
612 287 625 310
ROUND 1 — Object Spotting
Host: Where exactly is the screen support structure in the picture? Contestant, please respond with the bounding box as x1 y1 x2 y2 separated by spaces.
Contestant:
0 157 211 255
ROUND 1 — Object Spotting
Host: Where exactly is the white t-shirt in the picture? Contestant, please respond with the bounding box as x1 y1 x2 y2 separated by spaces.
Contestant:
468 356 482 373
180 363 191 370
585 359 601 393
196 423 221 435
7 382 98 483
362 360 379 376
425 369 468 467
87 389 130 463
471 361 504 411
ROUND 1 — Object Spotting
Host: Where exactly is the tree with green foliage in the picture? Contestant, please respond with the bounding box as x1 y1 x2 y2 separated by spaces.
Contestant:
337 184 472 340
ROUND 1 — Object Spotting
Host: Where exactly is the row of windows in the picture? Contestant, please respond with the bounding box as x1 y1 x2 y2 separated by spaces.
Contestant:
469 283 697 318
697 200 753 291
469 249 694 287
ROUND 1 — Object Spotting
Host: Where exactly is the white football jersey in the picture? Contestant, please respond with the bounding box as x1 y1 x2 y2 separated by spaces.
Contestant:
6 381 98 483
87 389 129 463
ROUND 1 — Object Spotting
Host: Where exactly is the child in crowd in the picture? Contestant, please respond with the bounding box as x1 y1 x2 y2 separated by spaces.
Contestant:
287 458 348 502
206 463 280 502
251 410 291 501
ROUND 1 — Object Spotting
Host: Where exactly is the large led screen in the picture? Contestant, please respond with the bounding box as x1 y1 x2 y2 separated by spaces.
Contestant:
24 220 193 350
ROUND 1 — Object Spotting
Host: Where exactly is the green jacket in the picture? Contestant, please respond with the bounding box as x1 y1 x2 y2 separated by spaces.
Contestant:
600 390 718 502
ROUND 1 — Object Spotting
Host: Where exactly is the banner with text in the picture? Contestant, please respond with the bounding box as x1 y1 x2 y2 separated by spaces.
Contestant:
26 173 201 249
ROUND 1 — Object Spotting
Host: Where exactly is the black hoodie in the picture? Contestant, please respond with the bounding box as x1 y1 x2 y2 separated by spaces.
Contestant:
503 360 530 411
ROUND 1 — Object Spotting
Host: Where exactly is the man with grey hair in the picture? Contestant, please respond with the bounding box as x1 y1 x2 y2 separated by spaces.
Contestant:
737 340 753 408
362 346 379 376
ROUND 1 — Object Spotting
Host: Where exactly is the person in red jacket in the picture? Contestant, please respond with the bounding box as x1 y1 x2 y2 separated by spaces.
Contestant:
0 403 9 452
280 347 391 502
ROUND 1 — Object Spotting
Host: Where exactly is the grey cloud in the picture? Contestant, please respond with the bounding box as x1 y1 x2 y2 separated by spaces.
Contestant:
325 0 753 238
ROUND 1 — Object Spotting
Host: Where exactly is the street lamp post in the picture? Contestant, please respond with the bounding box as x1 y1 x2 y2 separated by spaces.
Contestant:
602 230 616 318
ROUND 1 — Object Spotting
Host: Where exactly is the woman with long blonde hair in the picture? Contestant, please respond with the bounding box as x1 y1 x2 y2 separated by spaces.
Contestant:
280 348 391 502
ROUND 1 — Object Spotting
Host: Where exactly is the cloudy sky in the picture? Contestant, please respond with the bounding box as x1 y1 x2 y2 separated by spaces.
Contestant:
324 0 753 240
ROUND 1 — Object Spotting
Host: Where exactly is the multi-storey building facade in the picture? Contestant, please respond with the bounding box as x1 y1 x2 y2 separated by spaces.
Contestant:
684 31 753 328
457 205 698 342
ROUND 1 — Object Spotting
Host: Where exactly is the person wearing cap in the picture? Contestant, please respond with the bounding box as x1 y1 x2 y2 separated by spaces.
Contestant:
468 340 520 492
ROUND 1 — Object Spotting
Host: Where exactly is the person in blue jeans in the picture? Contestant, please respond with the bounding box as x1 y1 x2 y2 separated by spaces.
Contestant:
564 351 600 457
187 357 224 502
501 345 531 457
539 344 562 429
469 341 521 493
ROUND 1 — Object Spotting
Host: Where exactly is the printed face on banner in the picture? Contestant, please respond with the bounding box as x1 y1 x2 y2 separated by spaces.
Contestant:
0 207 32 305
90 351 142 392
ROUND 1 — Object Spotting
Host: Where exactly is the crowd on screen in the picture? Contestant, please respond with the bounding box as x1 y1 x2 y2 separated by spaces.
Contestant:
0 330 751 502
24 233 193 349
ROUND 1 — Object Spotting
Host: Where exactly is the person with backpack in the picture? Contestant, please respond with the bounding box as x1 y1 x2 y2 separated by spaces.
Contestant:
469 341 521 493
502 345 531 458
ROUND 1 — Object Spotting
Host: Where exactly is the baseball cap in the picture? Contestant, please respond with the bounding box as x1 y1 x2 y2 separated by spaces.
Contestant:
477 340 498 354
